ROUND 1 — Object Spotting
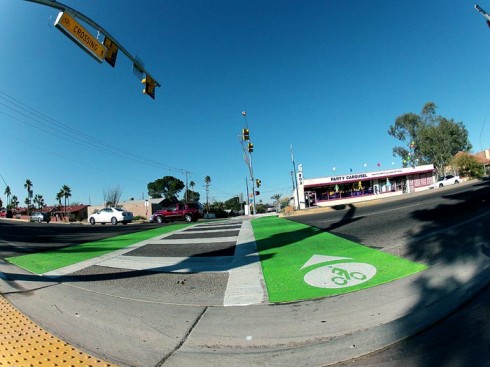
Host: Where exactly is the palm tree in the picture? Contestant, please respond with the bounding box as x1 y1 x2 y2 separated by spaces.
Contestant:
204 176 211 214
56 191 63 207
4 186 11 208
24 179 33 215
33 194 45 210
24 197 31 212
271 194 282 211
60 185 71 216
10 195 19 209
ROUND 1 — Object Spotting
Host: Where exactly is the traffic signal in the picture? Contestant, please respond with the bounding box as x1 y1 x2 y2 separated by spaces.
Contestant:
256 179 261 188
103 36 119 67
248 142 254 153
243 128 250 140
255 191 260 196
141 75 156 99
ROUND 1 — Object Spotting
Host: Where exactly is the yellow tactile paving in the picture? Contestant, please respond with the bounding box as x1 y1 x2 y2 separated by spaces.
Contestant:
0 295 115 367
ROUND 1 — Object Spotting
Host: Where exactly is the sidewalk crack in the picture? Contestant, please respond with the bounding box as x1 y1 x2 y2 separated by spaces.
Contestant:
156 306 208 366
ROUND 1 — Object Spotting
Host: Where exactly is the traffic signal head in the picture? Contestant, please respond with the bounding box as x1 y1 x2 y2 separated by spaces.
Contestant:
256 179 261 188
242 128 250 141
255 191 260 196
141 75 156 99
248 142 254 153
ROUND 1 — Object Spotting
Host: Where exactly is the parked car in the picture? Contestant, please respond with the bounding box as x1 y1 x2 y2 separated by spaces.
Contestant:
429 174 460 189
149 202 202 223
0 208 6 218
88 207 133 225
30 212 51 223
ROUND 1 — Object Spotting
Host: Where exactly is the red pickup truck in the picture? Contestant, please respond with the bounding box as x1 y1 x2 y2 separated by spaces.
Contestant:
149 202 202 223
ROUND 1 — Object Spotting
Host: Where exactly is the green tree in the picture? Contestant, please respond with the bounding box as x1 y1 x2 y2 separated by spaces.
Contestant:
255 203 267 214
224 196 241 212
183 189 200 203
389 102 472 176
24 179 33 215
418 118 472 177
451 152 484 179
280 196 291 209
147 176 185 200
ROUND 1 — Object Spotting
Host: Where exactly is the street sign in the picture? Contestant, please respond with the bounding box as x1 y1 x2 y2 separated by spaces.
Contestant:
132 55 145 79
54 11 107 63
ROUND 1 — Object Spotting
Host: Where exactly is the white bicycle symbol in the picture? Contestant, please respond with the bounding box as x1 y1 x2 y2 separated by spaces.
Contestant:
302 256 377 289
328 265 367 286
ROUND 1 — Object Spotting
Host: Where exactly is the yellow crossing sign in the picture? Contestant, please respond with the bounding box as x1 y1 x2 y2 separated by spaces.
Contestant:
54 11 107 63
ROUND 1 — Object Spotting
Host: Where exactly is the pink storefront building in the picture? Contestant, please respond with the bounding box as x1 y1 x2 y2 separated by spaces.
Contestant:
295 164 435 208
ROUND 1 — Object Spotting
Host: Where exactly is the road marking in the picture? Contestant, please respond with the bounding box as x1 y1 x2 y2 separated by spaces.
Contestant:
252 216 428 303
98 255 234 273
42 225 194 277
301 255 377 289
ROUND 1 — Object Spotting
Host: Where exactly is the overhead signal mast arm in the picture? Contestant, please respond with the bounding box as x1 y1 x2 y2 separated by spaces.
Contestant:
475 3 490 27
25 0 161 97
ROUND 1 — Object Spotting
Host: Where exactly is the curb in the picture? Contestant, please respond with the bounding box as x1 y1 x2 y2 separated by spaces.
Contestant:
163 254 490 367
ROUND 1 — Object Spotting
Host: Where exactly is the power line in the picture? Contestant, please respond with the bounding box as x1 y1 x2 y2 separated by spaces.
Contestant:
0 90 189 174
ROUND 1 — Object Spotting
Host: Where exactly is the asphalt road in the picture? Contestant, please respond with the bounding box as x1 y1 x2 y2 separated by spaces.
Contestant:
291 179 490 266
0 220 162 258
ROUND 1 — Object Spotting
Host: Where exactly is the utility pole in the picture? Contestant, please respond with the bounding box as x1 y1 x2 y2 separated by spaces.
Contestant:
182 170 191 203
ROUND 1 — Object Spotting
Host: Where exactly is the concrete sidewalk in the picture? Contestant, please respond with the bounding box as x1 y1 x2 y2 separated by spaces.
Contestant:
1 218 489 367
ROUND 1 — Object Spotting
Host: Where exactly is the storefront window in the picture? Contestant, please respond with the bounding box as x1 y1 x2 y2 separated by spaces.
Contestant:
310 176 410 202
411 173 432 188
311 180 375 201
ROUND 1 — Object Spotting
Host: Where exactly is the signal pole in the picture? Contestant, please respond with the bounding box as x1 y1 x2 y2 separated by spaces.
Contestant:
239 111 256 215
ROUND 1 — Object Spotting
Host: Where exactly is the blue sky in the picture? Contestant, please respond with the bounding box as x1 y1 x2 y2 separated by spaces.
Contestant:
1 0 490 206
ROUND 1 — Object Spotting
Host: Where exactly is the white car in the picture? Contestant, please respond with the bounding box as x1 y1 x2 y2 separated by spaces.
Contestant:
88 207 133 225
429 175 460 189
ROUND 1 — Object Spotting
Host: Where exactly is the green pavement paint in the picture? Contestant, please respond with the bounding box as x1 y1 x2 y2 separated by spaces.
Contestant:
251 216 428 303
6 224 193 274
